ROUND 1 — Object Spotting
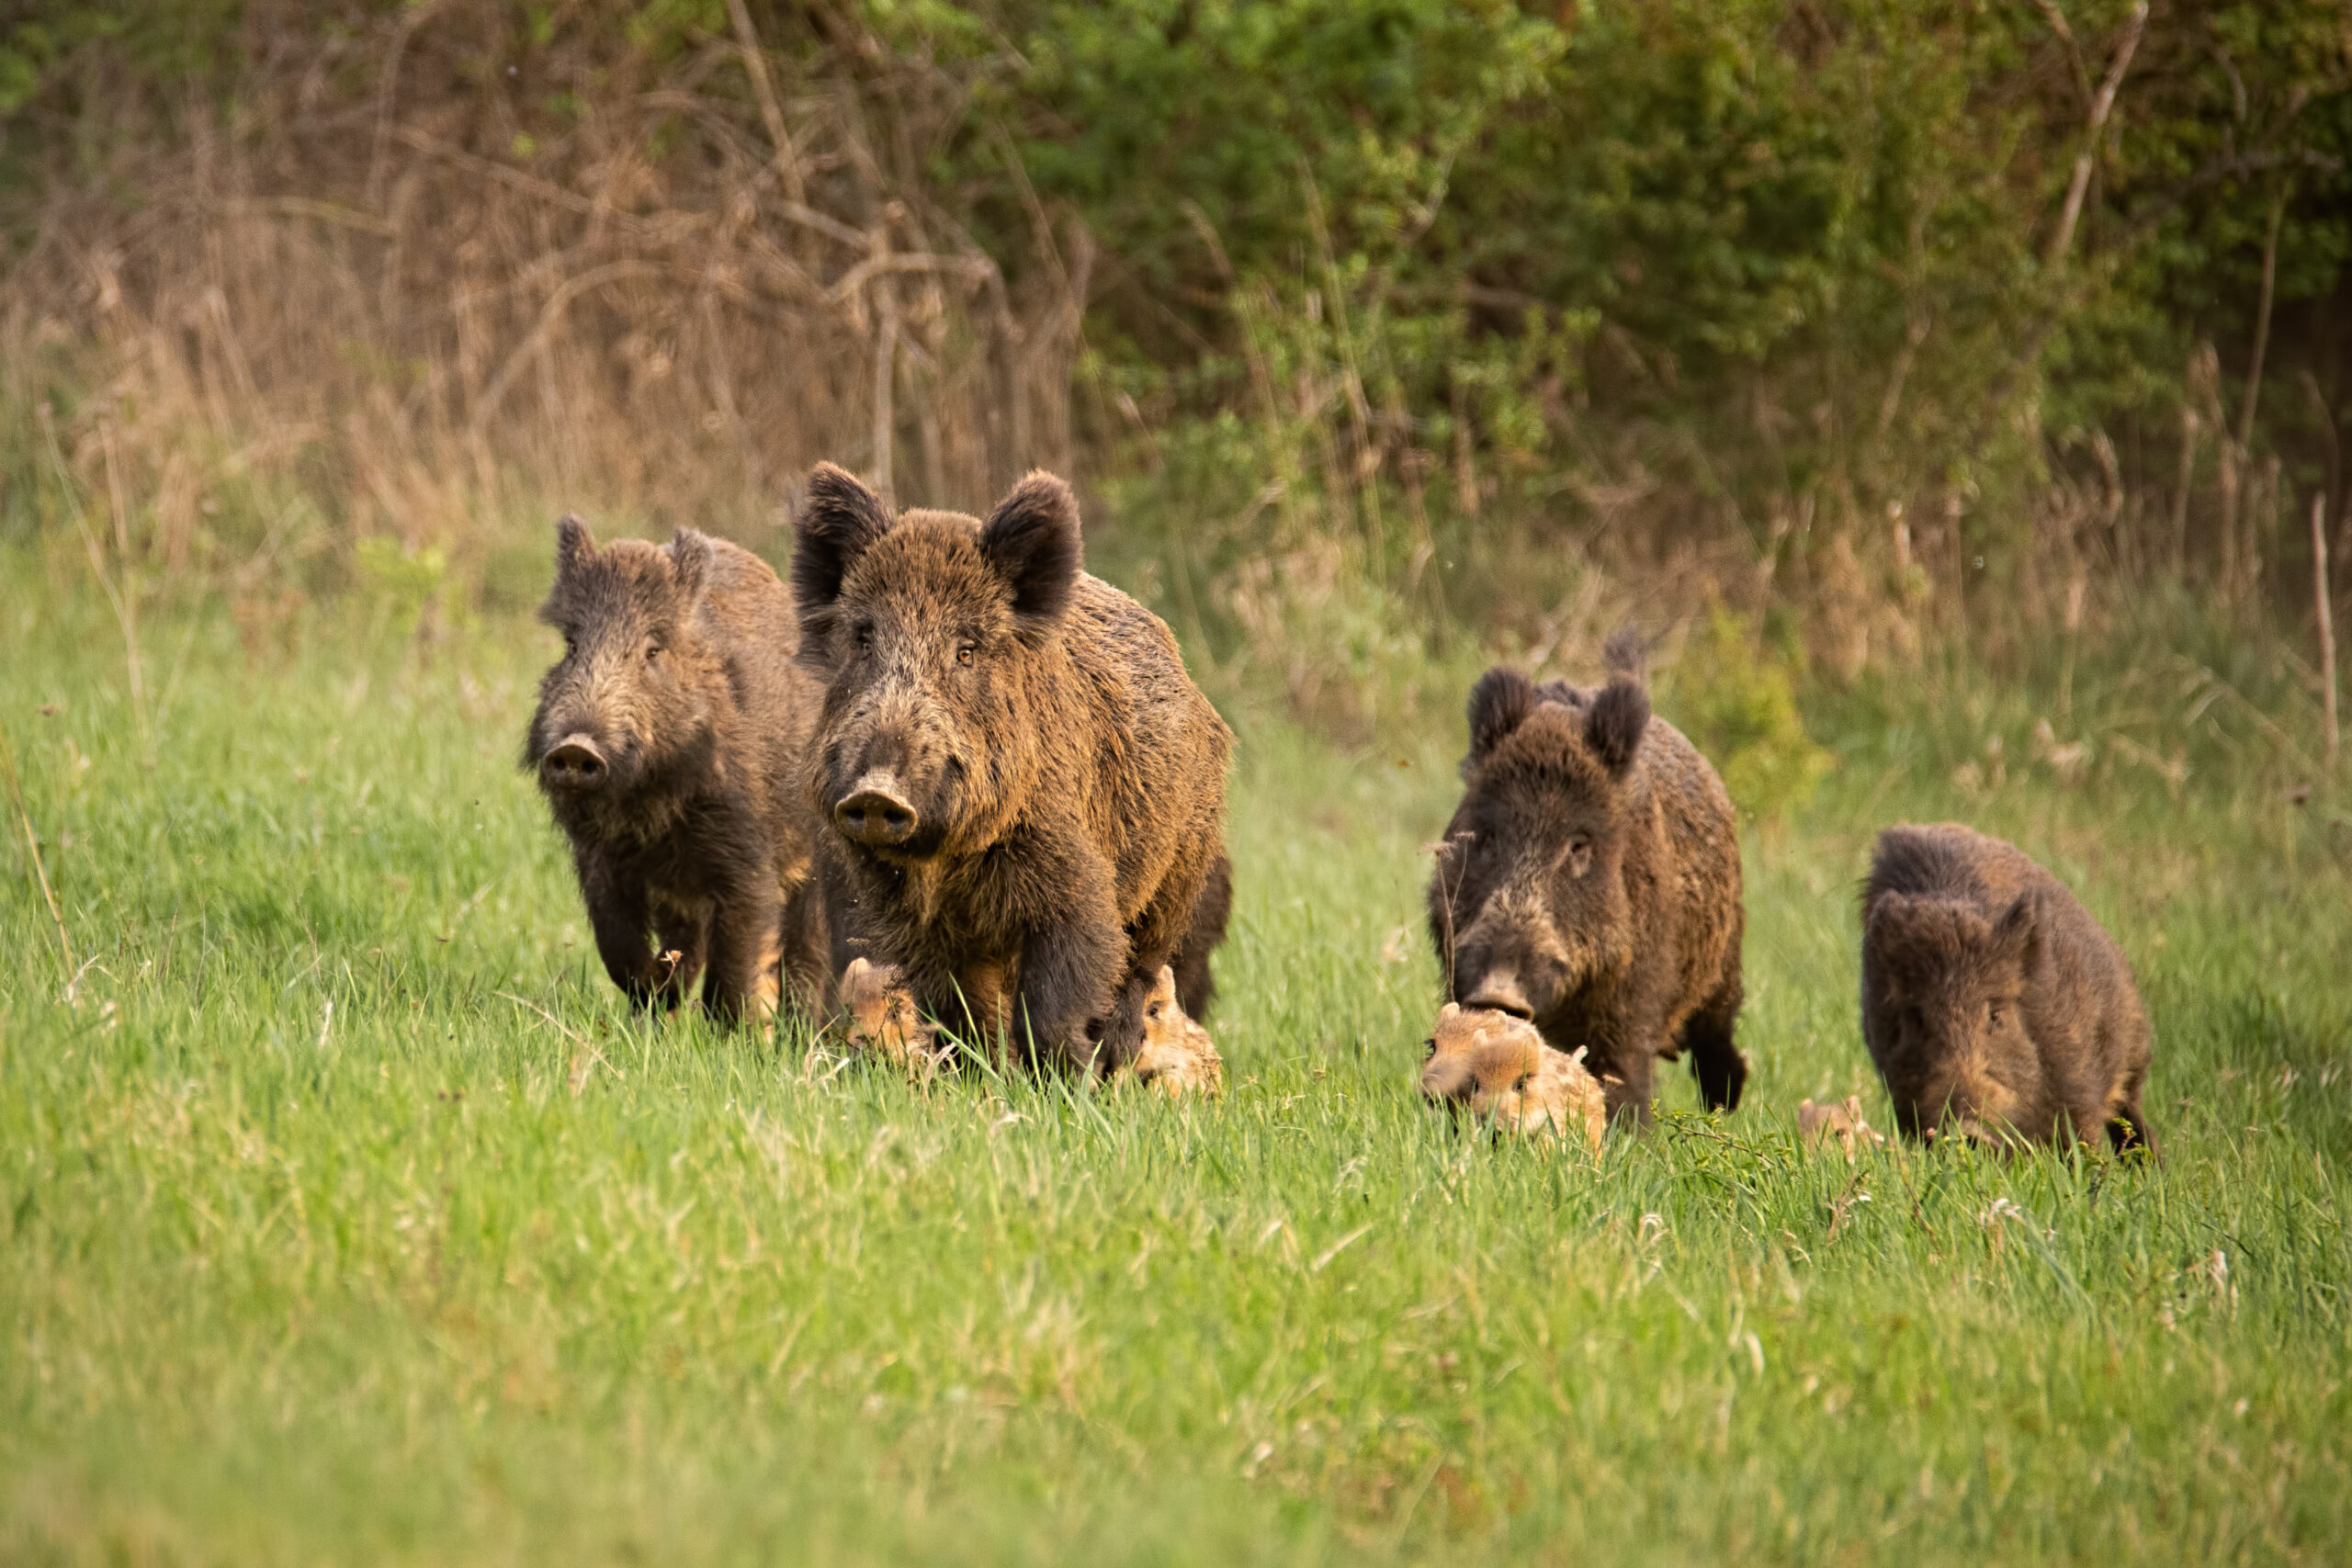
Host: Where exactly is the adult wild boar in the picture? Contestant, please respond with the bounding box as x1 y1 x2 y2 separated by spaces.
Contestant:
1427 637 1747 1122
1860 823 2155 1154
525 517 828 1022
790 463 1231 1070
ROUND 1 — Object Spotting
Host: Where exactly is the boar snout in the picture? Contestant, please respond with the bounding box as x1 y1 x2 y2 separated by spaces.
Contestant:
834 772 920 848
1465 969 1534 1020
539 734 610 791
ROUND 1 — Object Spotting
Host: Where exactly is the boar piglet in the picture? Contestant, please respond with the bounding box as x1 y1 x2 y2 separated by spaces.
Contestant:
525 517 829 1022
1120 964 1224 1098
836 956 946 1076
1797 1096 1887 1161
1427 635 1748 1123
1861 823 2155 1155
791 464 1232 1072
1418 1003 1607 1152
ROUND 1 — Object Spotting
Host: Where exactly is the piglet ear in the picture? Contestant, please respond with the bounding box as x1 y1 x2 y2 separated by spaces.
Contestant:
792 463 893 616
1150 965 1180 1009
668 526 714 604
1439 1001 1462 1021
1585 675 1650 778
554 514 596 576
980 469 1082 638
1466 667 1535 766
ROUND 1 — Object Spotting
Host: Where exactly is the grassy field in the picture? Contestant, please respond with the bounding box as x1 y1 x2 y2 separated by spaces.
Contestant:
3 554 2349 1566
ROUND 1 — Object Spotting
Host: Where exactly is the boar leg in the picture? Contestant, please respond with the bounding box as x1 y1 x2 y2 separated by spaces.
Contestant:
1679 975 1748 1112
702 889 786 1026
650 907 709 1011
1008 911 1126 1072
1099 857 1216 1072
1168 852 1233 1022
2104 1068 2157 1157
582 863 670 1010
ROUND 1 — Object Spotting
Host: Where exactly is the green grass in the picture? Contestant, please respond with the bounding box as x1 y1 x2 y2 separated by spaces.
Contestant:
3 558 2350 1566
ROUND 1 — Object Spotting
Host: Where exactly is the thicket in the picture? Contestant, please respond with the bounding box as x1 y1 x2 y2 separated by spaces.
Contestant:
1 0 2346 726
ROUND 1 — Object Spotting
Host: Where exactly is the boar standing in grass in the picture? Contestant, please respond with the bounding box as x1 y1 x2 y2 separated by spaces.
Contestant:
1428 636 1747 1122
1418 1003 1607 1152
1122 964 1225 1099
791 464 1231 1072
1860 823 2156 1154
526 517 828 1022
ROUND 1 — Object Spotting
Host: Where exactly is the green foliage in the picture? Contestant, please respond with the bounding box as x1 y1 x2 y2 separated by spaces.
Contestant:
1669 605 1835 824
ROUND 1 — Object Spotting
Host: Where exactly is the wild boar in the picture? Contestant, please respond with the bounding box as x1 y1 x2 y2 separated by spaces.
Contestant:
790 464 1231 1071
1861 822 2156 1154
1427 636 1747 1122
1418 1002 1607 1152
525 517 828 1022
1121 964 1225 1098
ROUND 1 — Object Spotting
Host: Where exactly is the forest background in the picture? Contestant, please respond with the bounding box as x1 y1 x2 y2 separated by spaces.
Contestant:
1 0 2346 761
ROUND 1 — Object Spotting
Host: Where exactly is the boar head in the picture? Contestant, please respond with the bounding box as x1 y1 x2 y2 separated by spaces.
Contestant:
1428 666 1650 1027
790 464 1080 864
526 516 722 810
1864 890 2044 1145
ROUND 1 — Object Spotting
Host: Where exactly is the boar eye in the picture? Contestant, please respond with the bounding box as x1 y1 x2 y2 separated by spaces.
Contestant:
1564 836 1592 875
956 641 977 668
1987 1001 2005 1027
644 641 663 663
853 620 875 649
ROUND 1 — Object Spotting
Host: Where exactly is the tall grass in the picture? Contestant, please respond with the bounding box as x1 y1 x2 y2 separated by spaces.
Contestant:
3 562 2347 1564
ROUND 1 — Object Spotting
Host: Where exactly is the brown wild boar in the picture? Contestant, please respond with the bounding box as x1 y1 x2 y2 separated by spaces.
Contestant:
1427 636 1747 1122
1797 1095 1887 1161
790 464 1232 1071
526 517 828 1022
1418 1003 1607 1152
836 955 946 1075
1122 964 1225 1098
1861 823 2156 1154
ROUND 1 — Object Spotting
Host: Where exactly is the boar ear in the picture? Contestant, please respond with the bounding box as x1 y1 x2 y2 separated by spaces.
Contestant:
668 527 714 604
792 463 893 615
1466 667 1536 763
1585 676 1650 778
1991 892 2040 969
980 469 1083 637
554 513 596 576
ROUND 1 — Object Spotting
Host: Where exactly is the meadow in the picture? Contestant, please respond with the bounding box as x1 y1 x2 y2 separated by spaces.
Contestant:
3 555 2349 1566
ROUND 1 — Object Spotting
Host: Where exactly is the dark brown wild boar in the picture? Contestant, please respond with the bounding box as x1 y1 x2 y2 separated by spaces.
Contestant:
790 464 1231 1070
1860 823 2155 1154
525 517 828 1023
1427 636 1747 1122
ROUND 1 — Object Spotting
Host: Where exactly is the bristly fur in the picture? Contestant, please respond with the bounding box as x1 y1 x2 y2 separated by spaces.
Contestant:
525 515 831 1024
1860 822 2155 1155
793 465 1233 1073
1428 656 1746 1123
